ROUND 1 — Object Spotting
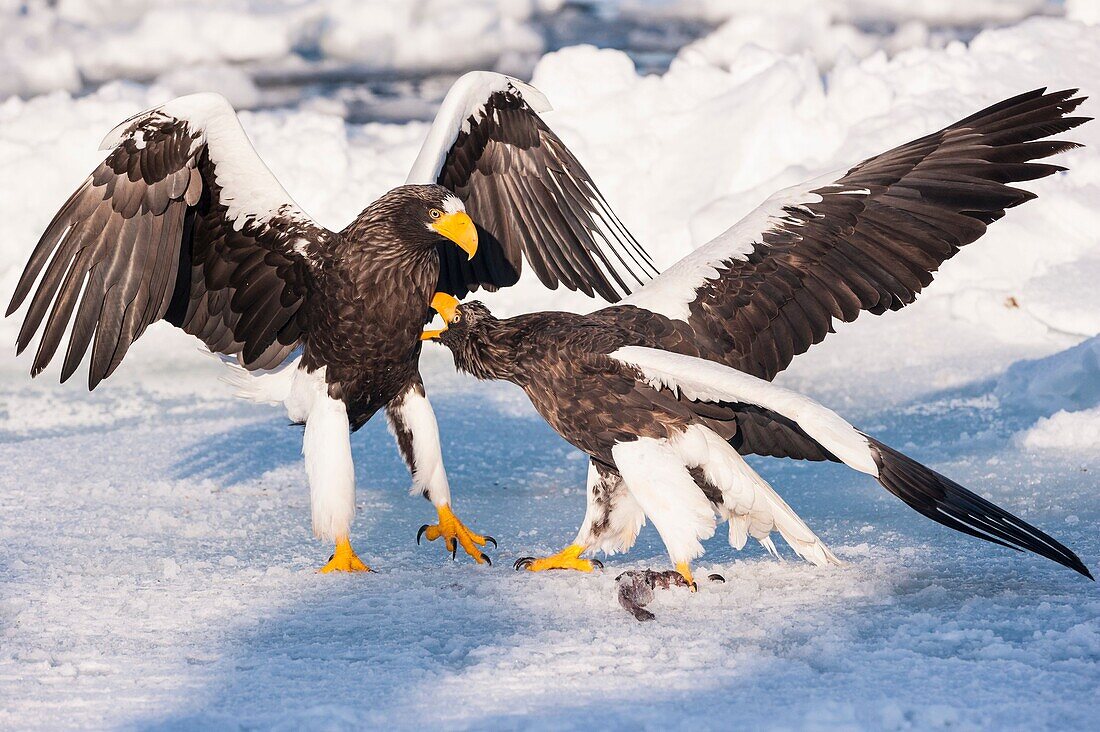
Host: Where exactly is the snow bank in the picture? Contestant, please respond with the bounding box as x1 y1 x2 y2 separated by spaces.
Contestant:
1015 406 1100 451
317 0 556 77
0 1 295 99
1067 0 1100 26
998 335 1100 452
996 336 1100 414
617 0 1052 25
676 7 937 72
0 0 563 100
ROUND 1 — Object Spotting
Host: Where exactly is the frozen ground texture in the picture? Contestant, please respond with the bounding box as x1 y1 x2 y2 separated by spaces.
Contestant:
1 2 1099 730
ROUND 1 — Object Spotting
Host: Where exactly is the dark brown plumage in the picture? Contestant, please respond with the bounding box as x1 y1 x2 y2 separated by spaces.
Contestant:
627 87 1090 381
438 305 695 464
7 135 456 428
433 88 657 301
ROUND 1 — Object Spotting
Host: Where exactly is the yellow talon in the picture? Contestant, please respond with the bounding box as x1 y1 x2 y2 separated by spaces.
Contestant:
675 561 697 591
417 504 495 564
319 537 371 573
514 544 603 573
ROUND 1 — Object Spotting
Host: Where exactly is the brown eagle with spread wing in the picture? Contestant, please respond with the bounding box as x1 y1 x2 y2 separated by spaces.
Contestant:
7 72 655 572
426 89 1092 586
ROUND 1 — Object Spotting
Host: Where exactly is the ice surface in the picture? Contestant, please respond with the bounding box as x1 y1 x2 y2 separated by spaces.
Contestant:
1 2 1098 729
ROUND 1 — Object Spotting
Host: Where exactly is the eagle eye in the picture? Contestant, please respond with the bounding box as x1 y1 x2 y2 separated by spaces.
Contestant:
429 208 442 220
451 312 462 323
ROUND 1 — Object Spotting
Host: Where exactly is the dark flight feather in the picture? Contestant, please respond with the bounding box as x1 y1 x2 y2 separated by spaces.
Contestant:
671 88 1089 381
434 90 657 301
7 103 331 389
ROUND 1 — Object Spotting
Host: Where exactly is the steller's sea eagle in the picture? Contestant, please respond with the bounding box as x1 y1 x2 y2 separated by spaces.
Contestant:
6 72 653 572
424 88 1093 586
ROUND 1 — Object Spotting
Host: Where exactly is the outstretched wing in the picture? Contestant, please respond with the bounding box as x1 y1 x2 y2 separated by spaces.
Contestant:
625 88 1089 380
407 71 656 302
7 93 336 389
610 345 1092 579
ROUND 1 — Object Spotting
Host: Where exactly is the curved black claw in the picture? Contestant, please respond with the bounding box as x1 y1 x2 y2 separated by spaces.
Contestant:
514 556 535 571
450 542 457 561
482 553 492 567
416 524 430 545
591 558 604 569
484 535 498 549
708 573 726 583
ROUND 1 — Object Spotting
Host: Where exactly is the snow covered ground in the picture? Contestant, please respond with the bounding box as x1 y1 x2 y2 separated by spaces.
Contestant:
1 1 1099 729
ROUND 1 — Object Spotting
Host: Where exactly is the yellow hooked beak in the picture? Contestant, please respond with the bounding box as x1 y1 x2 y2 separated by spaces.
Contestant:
431 211 478 260
421 292 460 341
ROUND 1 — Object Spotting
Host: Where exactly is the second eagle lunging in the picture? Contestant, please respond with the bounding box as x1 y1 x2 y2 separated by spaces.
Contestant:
424 88 1093 585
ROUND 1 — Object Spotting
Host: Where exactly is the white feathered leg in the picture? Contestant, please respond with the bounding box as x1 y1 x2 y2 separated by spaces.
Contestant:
297 369 369 572
385 379 451 506
611 437 717 586
303 389 355 543
387 378 494 565
573 461 646 556
217 356 368 572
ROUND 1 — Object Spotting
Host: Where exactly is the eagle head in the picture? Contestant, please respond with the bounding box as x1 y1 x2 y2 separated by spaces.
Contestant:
422 299 500 379
364 184 478 260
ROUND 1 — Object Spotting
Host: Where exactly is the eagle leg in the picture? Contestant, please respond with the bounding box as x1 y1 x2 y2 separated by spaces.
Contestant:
416 504 495 565
319 537 372 573
513 544 604 573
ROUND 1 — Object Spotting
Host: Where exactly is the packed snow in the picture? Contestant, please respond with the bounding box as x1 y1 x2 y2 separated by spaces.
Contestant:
1 1 1098 729
0 0 565 99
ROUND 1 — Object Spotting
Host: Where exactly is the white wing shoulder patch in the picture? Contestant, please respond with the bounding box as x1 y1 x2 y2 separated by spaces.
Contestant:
609 345 879 476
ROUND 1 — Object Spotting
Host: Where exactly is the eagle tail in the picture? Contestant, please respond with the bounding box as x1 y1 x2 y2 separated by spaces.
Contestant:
866 437 1093 580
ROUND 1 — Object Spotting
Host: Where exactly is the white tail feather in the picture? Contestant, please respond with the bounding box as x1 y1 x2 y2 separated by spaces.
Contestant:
759 484 841 567
203 349 299 405
676 425 840 568
759 536 782 561
728 514 750 550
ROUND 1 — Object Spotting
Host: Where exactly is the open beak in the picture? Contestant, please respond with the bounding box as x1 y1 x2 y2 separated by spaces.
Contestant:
421 292 460 341
431 211 478 260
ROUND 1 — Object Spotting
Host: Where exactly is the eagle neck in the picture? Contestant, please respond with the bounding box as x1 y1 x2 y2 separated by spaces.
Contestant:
458 318 524 384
